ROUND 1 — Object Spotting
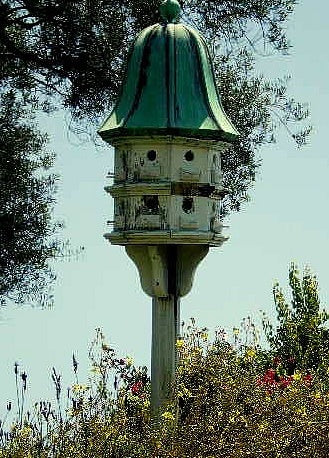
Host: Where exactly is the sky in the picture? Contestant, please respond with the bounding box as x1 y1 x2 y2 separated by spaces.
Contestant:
0 1 329 414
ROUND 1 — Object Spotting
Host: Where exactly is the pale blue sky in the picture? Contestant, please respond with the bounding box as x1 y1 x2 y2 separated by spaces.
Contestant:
1 1 328 412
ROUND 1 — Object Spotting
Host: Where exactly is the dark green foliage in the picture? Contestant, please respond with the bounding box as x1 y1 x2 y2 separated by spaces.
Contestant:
263 263 329 374
0 90 60 305
0 0 311 216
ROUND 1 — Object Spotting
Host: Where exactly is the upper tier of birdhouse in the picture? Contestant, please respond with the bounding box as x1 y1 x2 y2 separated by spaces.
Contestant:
98 0 239 144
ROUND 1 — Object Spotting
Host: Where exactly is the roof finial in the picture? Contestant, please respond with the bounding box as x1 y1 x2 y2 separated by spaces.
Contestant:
159 0 181 23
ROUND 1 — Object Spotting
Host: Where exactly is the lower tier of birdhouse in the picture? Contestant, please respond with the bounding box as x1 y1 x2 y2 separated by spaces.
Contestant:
105 189 227 247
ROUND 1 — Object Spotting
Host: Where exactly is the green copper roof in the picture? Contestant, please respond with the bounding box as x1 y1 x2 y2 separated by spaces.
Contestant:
159 0 181 23
98 5 239 143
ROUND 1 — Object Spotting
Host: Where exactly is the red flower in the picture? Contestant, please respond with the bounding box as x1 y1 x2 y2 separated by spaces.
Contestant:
273 356 281 368
263 369 276 383
257 369 293 391
131 381 143 395
257 369 277 388
279 376 292 389
304 373 313 386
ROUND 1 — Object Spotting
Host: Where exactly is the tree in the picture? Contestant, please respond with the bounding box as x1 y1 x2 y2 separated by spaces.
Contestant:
0 0 311 301
0 0 311 217
263 263 329 374
0 89 61 305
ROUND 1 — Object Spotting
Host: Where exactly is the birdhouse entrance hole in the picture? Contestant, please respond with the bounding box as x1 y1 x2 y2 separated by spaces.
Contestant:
143 195 159 213
184 150 194 161
147 150 157 161
182 197 194 213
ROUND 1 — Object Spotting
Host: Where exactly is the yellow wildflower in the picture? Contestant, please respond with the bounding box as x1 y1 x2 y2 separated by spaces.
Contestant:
245 348 256 360
259 421 269 431
143 399 150 409
176 339 184 348
178 385 192 398
292 371 302 382
201 332 208 341
72 384 89 393
20 426 32 437
116 434 128 446
161 411 175 421
90 365 101 374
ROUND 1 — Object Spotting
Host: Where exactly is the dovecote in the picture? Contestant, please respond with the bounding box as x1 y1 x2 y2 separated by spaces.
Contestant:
98 0 238 248
98 0 240 419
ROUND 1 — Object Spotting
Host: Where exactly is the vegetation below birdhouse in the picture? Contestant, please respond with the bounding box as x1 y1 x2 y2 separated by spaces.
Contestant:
1 263 329 457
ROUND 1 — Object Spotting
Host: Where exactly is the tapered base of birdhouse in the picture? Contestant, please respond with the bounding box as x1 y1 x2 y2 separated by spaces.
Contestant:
125 244 208 298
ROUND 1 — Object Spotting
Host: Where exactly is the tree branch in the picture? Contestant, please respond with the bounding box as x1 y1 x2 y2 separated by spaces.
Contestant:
0 27 67 78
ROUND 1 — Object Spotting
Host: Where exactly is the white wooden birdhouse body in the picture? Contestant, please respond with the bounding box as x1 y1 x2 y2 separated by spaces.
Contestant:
105 137 229 246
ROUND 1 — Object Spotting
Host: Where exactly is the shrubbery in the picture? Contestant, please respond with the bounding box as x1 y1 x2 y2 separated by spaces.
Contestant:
1 265 329 457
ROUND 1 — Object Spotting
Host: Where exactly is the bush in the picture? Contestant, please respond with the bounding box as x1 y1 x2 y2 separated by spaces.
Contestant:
1 267 329 457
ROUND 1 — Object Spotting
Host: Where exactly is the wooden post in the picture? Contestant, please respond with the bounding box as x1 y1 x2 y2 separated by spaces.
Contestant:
151 246 180 419
125 244 208 421
151 294 180 418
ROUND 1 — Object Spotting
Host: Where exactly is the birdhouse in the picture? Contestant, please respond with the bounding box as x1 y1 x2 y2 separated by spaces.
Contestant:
98 0 239 418
98 0 239 255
